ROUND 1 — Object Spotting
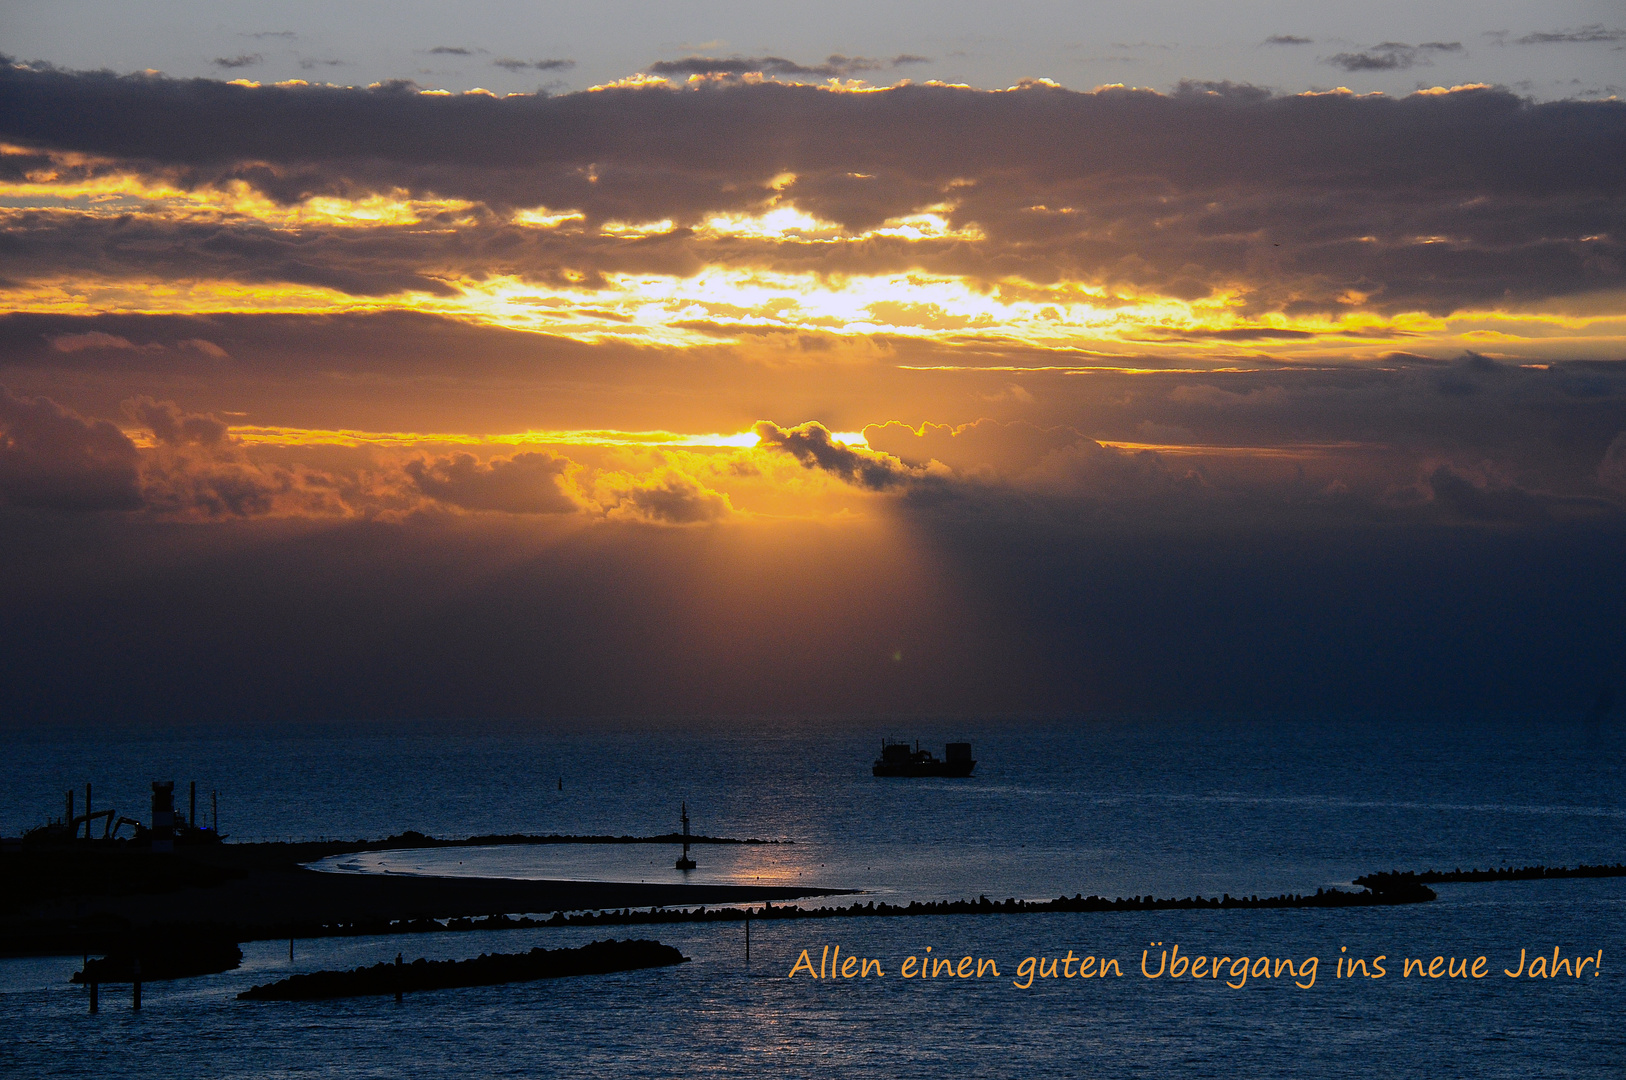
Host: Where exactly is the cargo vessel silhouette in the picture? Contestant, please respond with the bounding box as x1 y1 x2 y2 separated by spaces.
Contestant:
872 740 975 777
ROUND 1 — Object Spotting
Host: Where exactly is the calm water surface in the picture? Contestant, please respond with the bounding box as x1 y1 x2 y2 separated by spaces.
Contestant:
3 716 1621 1076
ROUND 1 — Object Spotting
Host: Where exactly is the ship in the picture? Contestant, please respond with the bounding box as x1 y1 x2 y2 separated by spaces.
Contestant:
872 740 976 778
17 780 223 850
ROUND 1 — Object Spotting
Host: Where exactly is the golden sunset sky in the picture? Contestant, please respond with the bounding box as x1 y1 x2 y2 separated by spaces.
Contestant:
1 8 1622 719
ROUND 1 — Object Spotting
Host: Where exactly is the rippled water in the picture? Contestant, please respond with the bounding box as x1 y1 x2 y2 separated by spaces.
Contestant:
3 716 1622 1075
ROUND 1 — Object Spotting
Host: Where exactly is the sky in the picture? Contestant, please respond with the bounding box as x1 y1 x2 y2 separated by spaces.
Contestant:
4 0 1623 101
0 3 1622 721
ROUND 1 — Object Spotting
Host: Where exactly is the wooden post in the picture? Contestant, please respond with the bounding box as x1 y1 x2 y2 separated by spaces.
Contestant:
745 917 750 962
132 960 141 1011
289 936 294 962
88 981 98 1014
395 952 403 1002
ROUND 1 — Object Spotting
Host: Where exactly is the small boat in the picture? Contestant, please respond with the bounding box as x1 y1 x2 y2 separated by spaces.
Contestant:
872 740 976 778
675 802 696 870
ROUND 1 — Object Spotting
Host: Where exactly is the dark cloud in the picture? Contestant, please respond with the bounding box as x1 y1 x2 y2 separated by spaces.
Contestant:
1326 51 1408 72
0 211 464 297
139 453 286 516
1404 463 1609 523
122 397 347 518
493 58 575 72
1392 462 1619 524
1263 35 1313 46
406 451 576 513
428 46 479 56
0 385 740 522
0 370 301 520
0 309 670 393
753 420 920 490
0 386 142 511
600 471 732 523
212 54 263 70
124 395 228 447
1515 26 1625 46
1 66 1620 316
1324 41 1462 72
0 385 409 520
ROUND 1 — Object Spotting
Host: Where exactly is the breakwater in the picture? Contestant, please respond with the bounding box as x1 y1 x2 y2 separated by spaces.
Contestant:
237 939 687 1001
293 881 1436 940
1356 862 1626 888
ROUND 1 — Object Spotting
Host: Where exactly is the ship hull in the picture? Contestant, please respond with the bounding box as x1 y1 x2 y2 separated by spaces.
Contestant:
872 760 975 778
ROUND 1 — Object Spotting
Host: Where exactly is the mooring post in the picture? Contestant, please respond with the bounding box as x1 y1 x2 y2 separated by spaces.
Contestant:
745 916 750 962
395 952 403 1003
88 981 98 1014
132 959 141 1011
290 935 295 962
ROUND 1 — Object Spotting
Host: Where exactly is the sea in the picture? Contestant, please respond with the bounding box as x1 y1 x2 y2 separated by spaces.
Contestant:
2 715 1621 1077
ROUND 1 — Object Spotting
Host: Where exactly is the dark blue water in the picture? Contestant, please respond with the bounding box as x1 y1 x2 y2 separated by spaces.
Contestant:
3 717 1622 1076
